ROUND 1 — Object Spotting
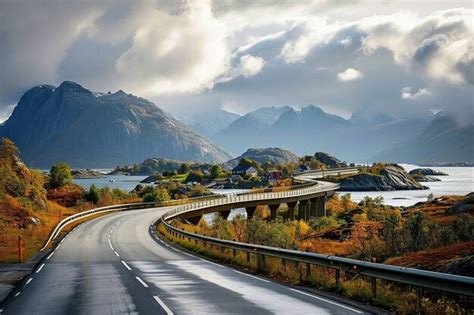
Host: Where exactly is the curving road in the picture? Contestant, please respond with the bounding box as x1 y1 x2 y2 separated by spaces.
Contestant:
1 206 369 314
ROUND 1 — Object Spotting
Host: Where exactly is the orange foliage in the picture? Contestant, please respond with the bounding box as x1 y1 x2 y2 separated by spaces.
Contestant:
299 238 351 256
47 183 85 207
385 241 474 272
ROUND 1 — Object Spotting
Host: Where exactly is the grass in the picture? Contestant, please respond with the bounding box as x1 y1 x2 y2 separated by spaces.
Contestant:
160 173 188 182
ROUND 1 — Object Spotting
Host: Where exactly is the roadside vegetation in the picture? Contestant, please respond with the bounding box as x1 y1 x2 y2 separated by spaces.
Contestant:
161 192 474 313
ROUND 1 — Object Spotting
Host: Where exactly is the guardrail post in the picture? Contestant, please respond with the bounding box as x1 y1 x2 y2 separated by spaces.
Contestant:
232 248 236 259
371 277 377 298
417 286 424 313
256 254 265 272
246 251 250 263
306 262 311 279
18 235 22 263
281 258 286 273
335 269 340 286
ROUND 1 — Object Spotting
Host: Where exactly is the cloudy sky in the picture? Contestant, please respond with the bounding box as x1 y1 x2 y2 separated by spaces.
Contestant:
0 0 472 122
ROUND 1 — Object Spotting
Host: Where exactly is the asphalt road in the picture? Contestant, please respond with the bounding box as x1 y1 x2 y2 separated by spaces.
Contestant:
1 207 370 314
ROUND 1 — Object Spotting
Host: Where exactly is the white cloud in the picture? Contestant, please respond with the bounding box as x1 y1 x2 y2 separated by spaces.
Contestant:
238 55 265 78
339 37 352 46
401 87 431 100
337 68 363 82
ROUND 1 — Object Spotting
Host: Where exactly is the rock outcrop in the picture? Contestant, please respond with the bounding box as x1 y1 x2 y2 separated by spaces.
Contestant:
222 147 299 169
338 165 427 191
409 168 448 176
314 152 347 168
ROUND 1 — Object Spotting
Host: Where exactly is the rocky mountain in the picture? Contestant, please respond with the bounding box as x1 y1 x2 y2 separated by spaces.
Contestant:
222 147 300 169
0 81 231 167
173 108 240 137
374 112 474 163
212 104 431 162
336 164 427 191
214 106 292 155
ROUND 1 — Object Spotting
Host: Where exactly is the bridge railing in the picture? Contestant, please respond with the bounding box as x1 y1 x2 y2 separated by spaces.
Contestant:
161 180 339 221
160 219 474 297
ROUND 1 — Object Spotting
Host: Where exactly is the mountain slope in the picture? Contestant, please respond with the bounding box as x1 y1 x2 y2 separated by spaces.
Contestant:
213 106 292 154
174 108 240 137
0 81 231 167
374 112 474 163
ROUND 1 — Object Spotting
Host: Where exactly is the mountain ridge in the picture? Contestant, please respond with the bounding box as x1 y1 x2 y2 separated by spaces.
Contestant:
0 81 232 167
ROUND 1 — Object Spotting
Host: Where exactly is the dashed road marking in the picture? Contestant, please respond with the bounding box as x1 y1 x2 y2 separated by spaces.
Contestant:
135 276 148 288
114 251 120 257
14 292 20 297
25 278 33 287
36 264 45 274
289 288 363 314
108 239 114 251
46 251 55 260
153 296 174 315
121 260 132 270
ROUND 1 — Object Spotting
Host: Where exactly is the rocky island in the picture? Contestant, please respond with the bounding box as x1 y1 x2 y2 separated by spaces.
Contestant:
329 164 428 191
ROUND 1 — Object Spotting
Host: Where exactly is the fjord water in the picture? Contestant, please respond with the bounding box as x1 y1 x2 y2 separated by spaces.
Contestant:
347 165 474 207
71 165 473 207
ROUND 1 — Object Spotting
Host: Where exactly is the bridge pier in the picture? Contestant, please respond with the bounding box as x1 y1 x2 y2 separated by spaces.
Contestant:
287 201 298 220
245 206 257 219
187 215 202 225
297 200 310 221
309 197 326 218
268 204 280 220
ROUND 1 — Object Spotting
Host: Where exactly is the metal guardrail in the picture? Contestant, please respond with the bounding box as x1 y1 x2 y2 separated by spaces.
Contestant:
159 166 474 298
161 220 474 297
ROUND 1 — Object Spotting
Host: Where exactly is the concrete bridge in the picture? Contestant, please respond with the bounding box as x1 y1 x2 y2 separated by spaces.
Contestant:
166 167 359 224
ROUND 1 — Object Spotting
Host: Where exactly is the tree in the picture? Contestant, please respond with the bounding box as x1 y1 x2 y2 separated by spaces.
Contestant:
49 162 73 188
179 163 190 174
210 165 222 179
143 188 169 202
85 184 100 204
185 170 204 183
0 138 19 160
406 212 427 252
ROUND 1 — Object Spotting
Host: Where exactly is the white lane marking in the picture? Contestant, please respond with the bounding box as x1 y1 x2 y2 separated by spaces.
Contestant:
198 258 223 268
46 251 55 260
108 239 114 251
114 251 120 257
56 244 61 249
135 276 149 288
153 296 174 315
181 252 195 258
233 270 270 283
121 260 132 270
25 278 33 286
35 264 45 274
289 288 363 314
14 292 20 297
